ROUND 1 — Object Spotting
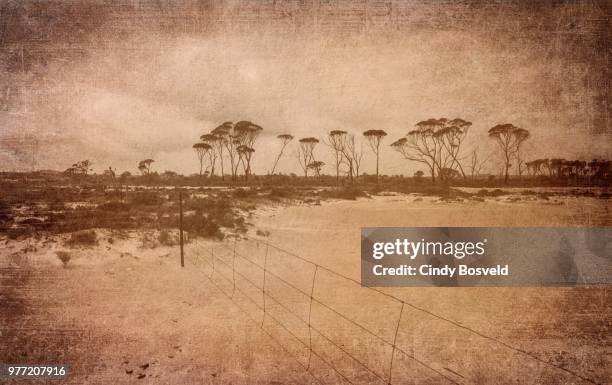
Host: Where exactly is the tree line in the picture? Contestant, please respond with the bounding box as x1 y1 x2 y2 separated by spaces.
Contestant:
64 118 610 186
189 118 608 185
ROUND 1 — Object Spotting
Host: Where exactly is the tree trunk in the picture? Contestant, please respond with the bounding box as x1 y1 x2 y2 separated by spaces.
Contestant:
271 154 281 175
504 164 509 184
430 165 436 185
219 147 224 181
375 153 379 184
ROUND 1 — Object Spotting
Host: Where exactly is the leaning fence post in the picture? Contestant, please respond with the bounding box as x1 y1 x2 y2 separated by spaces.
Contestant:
388 302 405 384
231 238 237 297
179 189 184 267
306 265 318 370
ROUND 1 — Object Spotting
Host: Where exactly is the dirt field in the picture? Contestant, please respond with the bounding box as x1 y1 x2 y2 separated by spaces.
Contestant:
1 194 610 384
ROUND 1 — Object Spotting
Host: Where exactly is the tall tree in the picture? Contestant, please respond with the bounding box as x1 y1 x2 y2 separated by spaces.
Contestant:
233 121 263 180
103 166 117 183
341 133 362 181
488 124 530 183
193 142 212 177
211 122 233 180
236 145 255 180
525 158 548 176
469 148 489 180
296 137 319 177
391 118 470 185
200 134 219 178
138 159 154 175
271 134 294 175
550 158 565 178
209 121 239 181
363 129 387 183
433 119 471 179
514 128 530 178
119 171 131 182
391 120 440 184
66 160 93 176
307 161 325 179
351 137 364 179
326 130 347 183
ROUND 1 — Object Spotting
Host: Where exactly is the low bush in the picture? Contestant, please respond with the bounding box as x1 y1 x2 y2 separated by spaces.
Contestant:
182 215 224 240
48 199 65 211
476 188 507 197
128 191 163 206
256 229 270 237
184 197 221 212
158 230 176 246
233 188 258 199
97 201 130 212
56 251 72 267
319 187 368 200
268 187 294 199
6 226 30 240
66 230 98 247
139 232 158 248
0 199 11 223
538 193 550 200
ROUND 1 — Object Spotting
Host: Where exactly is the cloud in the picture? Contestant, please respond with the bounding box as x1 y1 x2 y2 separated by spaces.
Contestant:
0 1 609 175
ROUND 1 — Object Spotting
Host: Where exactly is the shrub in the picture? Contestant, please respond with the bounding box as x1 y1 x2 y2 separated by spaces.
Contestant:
233 188 258 199
234 217 247 234
490 189 507 197
476 188 507 197
182 215 224 240
538 193 550 200
268 187 294 199
48 199 66 211
20 218 45 227
139 232 158 249
184 197 217 212
97 201 130 212
320 187 368 200
128 191 163 206
66 230 98 247
158 230 176 246
56 251 72 267
0 199 11 223
7 226 30 240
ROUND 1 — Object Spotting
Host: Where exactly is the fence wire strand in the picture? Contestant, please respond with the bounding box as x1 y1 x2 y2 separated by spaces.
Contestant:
190 243 353 385
187 236 598 385
244 236 599 385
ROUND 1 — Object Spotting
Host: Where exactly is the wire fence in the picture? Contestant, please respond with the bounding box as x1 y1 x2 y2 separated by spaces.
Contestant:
188 236 596 385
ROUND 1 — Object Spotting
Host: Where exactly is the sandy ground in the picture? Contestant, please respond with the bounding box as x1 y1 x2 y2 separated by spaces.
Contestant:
1 194 610 384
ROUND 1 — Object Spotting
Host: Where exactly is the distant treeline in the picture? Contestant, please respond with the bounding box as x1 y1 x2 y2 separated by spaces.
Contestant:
3 166 610 188
41 118 611 188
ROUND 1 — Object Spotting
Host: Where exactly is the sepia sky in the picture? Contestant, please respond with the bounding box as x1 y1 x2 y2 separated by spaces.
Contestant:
0 0 609 175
